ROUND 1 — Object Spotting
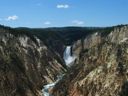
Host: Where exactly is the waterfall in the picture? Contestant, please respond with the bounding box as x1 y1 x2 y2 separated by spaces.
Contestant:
42 46 76 96
63 46 76 66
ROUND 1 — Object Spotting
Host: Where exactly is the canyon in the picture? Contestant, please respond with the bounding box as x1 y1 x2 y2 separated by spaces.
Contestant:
0 24 128 96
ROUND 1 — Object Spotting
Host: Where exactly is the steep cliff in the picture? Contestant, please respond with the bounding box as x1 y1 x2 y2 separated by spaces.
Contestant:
52 25 128 96
0 24 128 96
0 26 66 96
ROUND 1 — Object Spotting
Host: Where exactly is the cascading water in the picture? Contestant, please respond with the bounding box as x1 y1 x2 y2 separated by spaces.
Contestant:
42 46 76 96
63 46 76 66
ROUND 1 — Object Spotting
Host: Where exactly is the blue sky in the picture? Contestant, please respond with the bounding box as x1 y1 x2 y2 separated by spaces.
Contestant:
0 0 128 28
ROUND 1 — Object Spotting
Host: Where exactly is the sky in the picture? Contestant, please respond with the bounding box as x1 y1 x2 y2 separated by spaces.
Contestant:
0 0 128 28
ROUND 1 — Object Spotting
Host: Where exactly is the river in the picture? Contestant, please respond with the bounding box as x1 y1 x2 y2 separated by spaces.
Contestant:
42 46 76 96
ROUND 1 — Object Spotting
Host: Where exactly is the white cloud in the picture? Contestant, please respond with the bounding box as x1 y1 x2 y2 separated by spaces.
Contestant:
57 4 69 9
72 20 84 25
44 21 51 25
6 15 18 21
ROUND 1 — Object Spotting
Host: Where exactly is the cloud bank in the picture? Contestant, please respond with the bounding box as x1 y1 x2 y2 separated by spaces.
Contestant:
72 20 84 25
57 4 69 9
6 15 18 21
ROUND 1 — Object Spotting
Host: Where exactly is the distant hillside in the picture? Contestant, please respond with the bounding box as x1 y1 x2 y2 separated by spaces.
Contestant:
16 25 127 45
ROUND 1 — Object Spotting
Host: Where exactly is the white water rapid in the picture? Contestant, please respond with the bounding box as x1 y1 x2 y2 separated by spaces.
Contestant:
42 46 75 96
42 83 55 96
42 75 63 96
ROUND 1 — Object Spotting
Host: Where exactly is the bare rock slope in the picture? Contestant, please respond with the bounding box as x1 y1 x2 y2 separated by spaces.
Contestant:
0 26 66 96
52 25 128 96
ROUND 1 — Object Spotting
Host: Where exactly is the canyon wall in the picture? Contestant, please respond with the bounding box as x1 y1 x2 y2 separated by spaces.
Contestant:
0 25 128 96
52 25 128 96
0 27 66 96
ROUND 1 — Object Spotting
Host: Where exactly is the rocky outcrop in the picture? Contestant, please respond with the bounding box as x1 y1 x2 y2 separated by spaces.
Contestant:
0 27 66 96
52 25 128 96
